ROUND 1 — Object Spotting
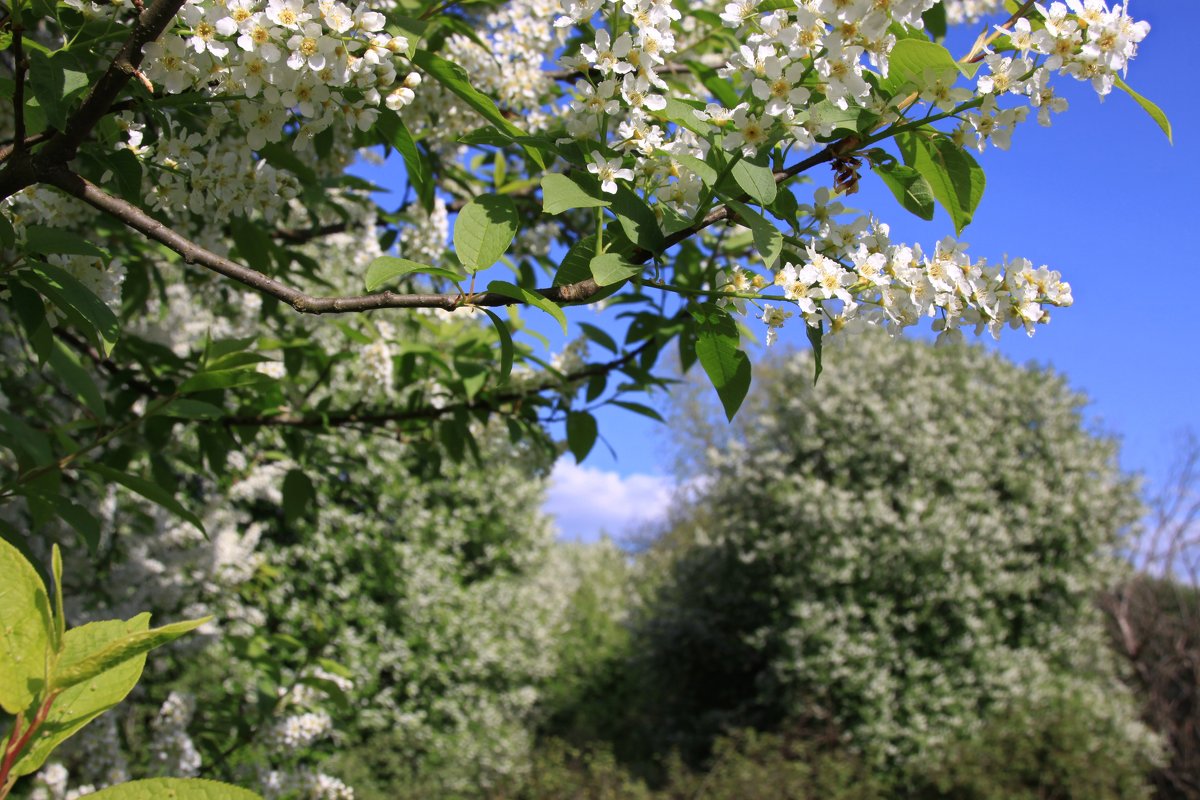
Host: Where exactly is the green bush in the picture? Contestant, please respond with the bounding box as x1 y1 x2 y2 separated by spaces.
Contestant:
629 334 1161 783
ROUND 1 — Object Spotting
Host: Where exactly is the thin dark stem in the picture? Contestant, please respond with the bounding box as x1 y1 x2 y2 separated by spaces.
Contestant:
10 7 26 153
225 335 659 429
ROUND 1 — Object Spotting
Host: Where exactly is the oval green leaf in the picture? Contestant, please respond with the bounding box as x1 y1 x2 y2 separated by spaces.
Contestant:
80 778 263 800
454 194 519 273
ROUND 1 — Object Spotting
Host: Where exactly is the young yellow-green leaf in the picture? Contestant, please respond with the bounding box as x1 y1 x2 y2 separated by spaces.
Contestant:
541 173 611 215
691 303 752 421
454 194 519 273
1114 76 1172 144
879 38 958 96
83 778 264 800
12 614 151 776
590 253 641 287
410 50 545 168
724 199 783 269
84 464 206 535
49 615 210 692
365 256 462 291
485 280 567 334
0 536 53 715
730 157 777 205
566 411 598 463
480 308 514 382
873 162 935 221
51 545 64 653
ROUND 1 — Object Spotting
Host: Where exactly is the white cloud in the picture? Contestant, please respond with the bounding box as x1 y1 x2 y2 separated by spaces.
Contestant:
543 458 676 542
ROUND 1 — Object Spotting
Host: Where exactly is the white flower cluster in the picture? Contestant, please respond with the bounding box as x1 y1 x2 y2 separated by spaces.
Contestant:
402 0 563 145
140 0 415 150
150 691 203 777
724 187 1072 346
399 197 449 265
261 767 355 800
359 319 395 396
145 115 302 222
265 711 335 752
953 1 1150 150
647 333 1160 767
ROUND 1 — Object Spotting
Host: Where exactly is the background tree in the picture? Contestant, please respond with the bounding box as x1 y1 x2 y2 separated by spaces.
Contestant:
625 333 1161 792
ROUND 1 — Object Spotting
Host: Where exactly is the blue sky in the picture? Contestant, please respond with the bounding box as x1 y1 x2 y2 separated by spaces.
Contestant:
366 3 1200 540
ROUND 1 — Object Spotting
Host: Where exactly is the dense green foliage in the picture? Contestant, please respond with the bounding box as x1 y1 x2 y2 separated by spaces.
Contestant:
546 334 1164 794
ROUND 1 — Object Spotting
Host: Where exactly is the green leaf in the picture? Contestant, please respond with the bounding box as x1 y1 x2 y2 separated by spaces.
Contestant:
0 408 53 465
85 464 205 535
160 399 226 420
691 303 752 421
656 148 719 186
229 218 273 268
610 400 665 423
541 172 611 214
1114 76 1172 144
590 253 640 287
806 320 824 385
50 545 64 652
577 321 617 354
26 51 89 131
48 341 106 420
382 111 435 210
611 186 664 254
725 199 783 269
730 157 777 205
49 616 210 692
485 280 567 334
454 194 519 272
82 778 264 800
53 500 101 553
365 256 462 291
281 469 315 527
873 162 935 221
662 96 714 136
24 225 108 260
899 132 985 235
23 263 119 356
177 367 268 394
565 411 598 463
480 308 514 382
410 50 545 168
554 235 596 287
922 4 947 39
12 615 152 776
0 536 53 715
880 38 958 96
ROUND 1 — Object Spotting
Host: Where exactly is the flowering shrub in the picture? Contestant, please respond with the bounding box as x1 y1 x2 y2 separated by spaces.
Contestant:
0 0 1173 795
631 333 1162 782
